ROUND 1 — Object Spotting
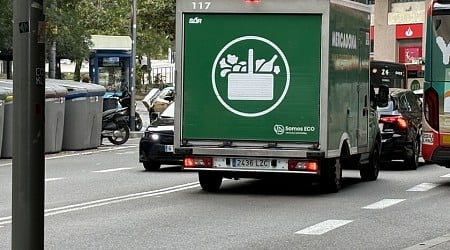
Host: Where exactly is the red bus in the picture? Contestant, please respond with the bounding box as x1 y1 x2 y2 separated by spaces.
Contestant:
422 0 450 167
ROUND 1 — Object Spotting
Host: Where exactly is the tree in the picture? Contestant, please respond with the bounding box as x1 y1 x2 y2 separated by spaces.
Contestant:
0 0 12 50
0 0 177 81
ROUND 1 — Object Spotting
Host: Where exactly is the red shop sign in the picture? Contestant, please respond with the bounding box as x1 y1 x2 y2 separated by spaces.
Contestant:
396 24 423 39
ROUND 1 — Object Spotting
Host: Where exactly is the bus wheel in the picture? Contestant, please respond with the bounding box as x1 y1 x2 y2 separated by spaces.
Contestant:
199 172 222 192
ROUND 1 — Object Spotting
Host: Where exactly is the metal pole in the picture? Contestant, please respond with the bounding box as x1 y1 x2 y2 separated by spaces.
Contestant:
129 0 137 131
12 0 46 249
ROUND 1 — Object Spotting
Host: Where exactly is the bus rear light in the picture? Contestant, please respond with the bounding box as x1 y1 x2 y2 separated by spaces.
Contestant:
288 160 318 172
184 157 213 168
424 87 439 131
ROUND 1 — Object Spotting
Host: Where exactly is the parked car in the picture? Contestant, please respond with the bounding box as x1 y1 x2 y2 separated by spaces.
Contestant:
141 88 161 112
148 86 174 114
139 103 183 170
377 88 422 169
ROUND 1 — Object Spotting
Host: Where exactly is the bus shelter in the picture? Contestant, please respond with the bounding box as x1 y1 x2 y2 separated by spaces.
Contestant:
89 35 132 92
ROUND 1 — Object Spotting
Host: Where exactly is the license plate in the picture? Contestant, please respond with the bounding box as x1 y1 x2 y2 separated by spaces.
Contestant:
164 145 174 152
232 158 270 168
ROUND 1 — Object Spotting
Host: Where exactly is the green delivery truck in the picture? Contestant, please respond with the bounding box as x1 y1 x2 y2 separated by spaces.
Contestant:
174 0 382 192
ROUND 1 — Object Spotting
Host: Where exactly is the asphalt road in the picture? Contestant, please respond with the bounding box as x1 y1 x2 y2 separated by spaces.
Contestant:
0 139 449 249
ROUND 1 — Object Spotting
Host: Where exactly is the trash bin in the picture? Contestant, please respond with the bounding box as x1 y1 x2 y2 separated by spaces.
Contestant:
0 80 13 158
0 83 12 158
50 80 105 150
45 82 67 153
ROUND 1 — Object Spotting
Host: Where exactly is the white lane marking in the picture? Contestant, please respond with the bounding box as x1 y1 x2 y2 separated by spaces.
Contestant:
407 183 439 192
403 233 450 250
0 182 200 226
441 174 450 178
295 220 353 235
45 178 64 182
362 199 406 209
92 167 133 173
115 151 135 155
0 146 138 167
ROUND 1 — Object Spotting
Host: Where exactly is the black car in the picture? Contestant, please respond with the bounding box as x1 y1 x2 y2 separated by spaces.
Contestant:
139 103 183 170
377 88 422 169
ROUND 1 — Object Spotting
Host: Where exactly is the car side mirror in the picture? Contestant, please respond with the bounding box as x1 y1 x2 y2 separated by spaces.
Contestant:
377 84 389 108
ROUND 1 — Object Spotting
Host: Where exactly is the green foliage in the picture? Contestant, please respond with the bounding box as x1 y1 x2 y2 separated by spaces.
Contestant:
0 0 12 50
1 0 176 73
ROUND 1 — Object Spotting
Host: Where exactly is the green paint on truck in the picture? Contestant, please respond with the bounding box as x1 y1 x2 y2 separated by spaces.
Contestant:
182 14 321 142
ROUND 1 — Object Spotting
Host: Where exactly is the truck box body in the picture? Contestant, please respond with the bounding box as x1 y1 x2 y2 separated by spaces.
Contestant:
175 0 378 191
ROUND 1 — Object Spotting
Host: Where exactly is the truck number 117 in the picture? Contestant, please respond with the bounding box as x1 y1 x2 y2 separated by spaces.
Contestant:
192 1 211 10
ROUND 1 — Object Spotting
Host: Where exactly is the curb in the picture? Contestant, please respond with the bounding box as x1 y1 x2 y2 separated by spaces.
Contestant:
130 131 143 138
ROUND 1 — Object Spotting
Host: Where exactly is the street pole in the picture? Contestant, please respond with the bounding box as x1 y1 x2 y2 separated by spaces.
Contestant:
12 0 46 249
129 0 137 131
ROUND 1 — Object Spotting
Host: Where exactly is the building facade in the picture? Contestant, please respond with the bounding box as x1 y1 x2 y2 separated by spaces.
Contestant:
370 0 431 89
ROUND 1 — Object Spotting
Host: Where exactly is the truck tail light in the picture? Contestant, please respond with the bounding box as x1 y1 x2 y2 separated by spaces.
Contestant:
380 116 408 131
288 160 318 172
184 157 213 168
244 0 261 3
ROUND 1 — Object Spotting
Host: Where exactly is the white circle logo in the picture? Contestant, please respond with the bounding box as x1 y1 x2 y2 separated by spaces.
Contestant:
273 124 285 135
211 36 290 117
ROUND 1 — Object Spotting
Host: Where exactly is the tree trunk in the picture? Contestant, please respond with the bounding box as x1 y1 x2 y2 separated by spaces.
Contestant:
74 59 82 82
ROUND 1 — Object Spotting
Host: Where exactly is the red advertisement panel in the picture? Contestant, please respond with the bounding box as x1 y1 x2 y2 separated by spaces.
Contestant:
396 24 423 39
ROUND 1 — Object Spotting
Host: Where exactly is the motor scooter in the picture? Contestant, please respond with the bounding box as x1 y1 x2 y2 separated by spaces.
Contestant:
117 88 143 131
101 107 130 145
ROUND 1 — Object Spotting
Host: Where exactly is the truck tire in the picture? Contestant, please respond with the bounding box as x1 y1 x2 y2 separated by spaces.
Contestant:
320 159 342 193
360 141 380 181
199 172 222 192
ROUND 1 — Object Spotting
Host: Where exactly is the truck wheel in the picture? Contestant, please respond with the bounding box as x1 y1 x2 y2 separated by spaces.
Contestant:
143 161 161 171
199 172 222 192
405 138 419 170
360 142 380 181
320 159 342 193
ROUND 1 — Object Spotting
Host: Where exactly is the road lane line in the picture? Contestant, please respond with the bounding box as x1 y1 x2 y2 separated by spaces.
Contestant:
45 178 64 182
295 220 353 235
362 199 406 209
0 182 200 225
92 167 134 173
441 174 450 178
407 183 439 192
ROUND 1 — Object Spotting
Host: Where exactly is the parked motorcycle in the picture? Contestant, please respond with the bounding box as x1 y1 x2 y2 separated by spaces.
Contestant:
101 107 130 145
117 88 143 131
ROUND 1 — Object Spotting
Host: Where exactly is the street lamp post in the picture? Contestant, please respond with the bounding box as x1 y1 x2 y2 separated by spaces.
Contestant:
129 0 137 131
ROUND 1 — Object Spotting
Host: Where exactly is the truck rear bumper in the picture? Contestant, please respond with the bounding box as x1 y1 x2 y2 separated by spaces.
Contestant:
184 168 319 180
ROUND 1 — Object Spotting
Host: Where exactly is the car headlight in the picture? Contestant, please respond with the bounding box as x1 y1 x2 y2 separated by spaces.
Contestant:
150 133 160 141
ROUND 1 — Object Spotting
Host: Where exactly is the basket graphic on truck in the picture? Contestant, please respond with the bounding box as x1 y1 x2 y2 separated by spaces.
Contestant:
220 49 280 100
